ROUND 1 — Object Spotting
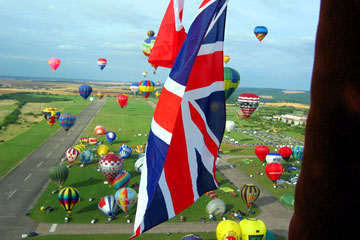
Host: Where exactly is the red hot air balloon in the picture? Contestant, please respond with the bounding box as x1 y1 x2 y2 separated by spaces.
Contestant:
237 93 260 119
117 94 128 108
94 125 106 135
278 146 293 162
255 145 270 162
98 154 124 185
265 163 284 184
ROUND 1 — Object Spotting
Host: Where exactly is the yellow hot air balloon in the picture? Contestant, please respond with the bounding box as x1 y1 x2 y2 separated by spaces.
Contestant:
216 220 241 240
98 144 110 156
223 55 230 64
239 218 266 240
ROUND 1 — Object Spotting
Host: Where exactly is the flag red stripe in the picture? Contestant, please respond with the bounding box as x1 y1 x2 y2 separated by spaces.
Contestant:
164 113 194 214
153 87 182 133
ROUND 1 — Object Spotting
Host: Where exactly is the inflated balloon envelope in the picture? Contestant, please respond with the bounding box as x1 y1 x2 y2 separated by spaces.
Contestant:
239 218 266 240
216 219 241 240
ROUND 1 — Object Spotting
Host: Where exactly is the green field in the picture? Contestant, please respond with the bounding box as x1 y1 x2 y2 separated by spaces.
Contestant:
30 96 260 225
0 94 91 178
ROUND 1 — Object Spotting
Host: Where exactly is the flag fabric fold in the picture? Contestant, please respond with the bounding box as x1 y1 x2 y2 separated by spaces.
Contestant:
148 0 187 68
130 0 229 238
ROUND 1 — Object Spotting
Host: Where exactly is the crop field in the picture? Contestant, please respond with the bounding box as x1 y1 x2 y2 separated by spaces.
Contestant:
30 96 260 225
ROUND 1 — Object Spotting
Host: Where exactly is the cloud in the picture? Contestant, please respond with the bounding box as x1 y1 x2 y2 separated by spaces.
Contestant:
56 45 86 50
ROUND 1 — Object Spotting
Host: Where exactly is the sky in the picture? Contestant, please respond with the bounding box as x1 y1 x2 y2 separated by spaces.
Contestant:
0 0 321 91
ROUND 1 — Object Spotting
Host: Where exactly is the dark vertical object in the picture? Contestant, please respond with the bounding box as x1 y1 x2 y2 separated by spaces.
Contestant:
289 1 360 239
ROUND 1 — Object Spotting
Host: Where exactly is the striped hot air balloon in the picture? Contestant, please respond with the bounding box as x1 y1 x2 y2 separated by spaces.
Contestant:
240 184 260 208
65 147 79 164
98 195 118 217
118 144 132 159
115 187 137 213
254 26 268 42
49 165 69 188
237 93 260 119
224 67 240 100
58 187 80 215
112 171 131 190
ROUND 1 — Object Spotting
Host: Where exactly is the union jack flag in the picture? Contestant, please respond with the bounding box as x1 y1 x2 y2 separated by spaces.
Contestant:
130 0 228 238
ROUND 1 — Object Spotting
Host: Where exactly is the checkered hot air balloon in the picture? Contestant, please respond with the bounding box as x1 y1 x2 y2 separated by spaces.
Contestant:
98 154 124 184
115 187 137 213
237 93 260 119
97 58 107 70
58 187 80 215
59 113 76 131
139 80 155 99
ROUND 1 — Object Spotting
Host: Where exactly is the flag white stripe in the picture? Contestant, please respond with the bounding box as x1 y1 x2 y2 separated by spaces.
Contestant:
159 170 176 218
198 41 224 56
151 119 172 145
174 0 185 31
164 77 186 98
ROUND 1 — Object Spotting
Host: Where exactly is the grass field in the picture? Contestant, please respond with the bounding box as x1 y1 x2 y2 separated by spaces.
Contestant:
30 96 260 225
0 95 91 178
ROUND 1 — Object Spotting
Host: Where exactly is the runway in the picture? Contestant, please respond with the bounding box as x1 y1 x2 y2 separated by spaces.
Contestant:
0 98 105 240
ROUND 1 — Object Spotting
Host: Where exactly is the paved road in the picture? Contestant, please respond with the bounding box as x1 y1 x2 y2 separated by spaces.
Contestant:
0 98 105 240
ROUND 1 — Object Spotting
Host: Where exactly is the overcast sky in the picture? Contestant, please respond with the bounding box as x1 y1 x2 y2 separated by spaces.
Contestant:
0 0 321 90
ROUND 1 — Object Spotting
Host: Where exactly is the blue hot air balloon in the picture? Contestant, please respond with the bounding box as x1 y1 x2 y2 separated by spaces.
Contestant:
58 113 76 131
292 145 304 160
254 26 268 42
106 131 117 145
79 85 93 100
118 144 132 159
80 149 94 165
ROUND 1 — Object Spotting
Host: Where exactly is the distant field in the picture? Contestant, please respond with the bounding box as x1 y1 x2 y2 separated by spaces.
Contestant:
0 100 18 122
0 95 91 178
264 102 310 109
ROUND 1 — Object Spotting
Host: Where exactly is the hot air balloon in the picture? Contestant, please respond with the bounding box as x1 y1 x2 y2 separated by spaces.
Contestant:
134 157 145 173
66 147 79 164
59 113 76 131
216 220 241 240
147 30 155 37
142 36 158 73
265 153 282 164
224 67 240 100
118 144 132 159
97 92 104 99
240 184 260 210
142 72 147 78
135 145 144 154
47 115 57 128
225 120 236 133
155 91 161 98
78 85 92 100
98 154 124 184
237 93 260 119
139 80 155 99
49 165 69 188
98 195 118 217
265 163 284 185
97 58 107 70
292 145 304 160
48 57 61 72
206 198 226 215
73 144 86 153
97 144 110 156
80 149 93 165
89 96 95 102
223 55 230 64
255 145 270 162
130 82 139 94
117 94 128 108
58 187 80 215
254 26 268 42
115 187 137 213
42 107 60 120
112 171 131 190
79 137 88 144
88 137 98 145
182 234 203 240
239 218 266 240
94 125 106 135
106 131 117 145
278 146 293 162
